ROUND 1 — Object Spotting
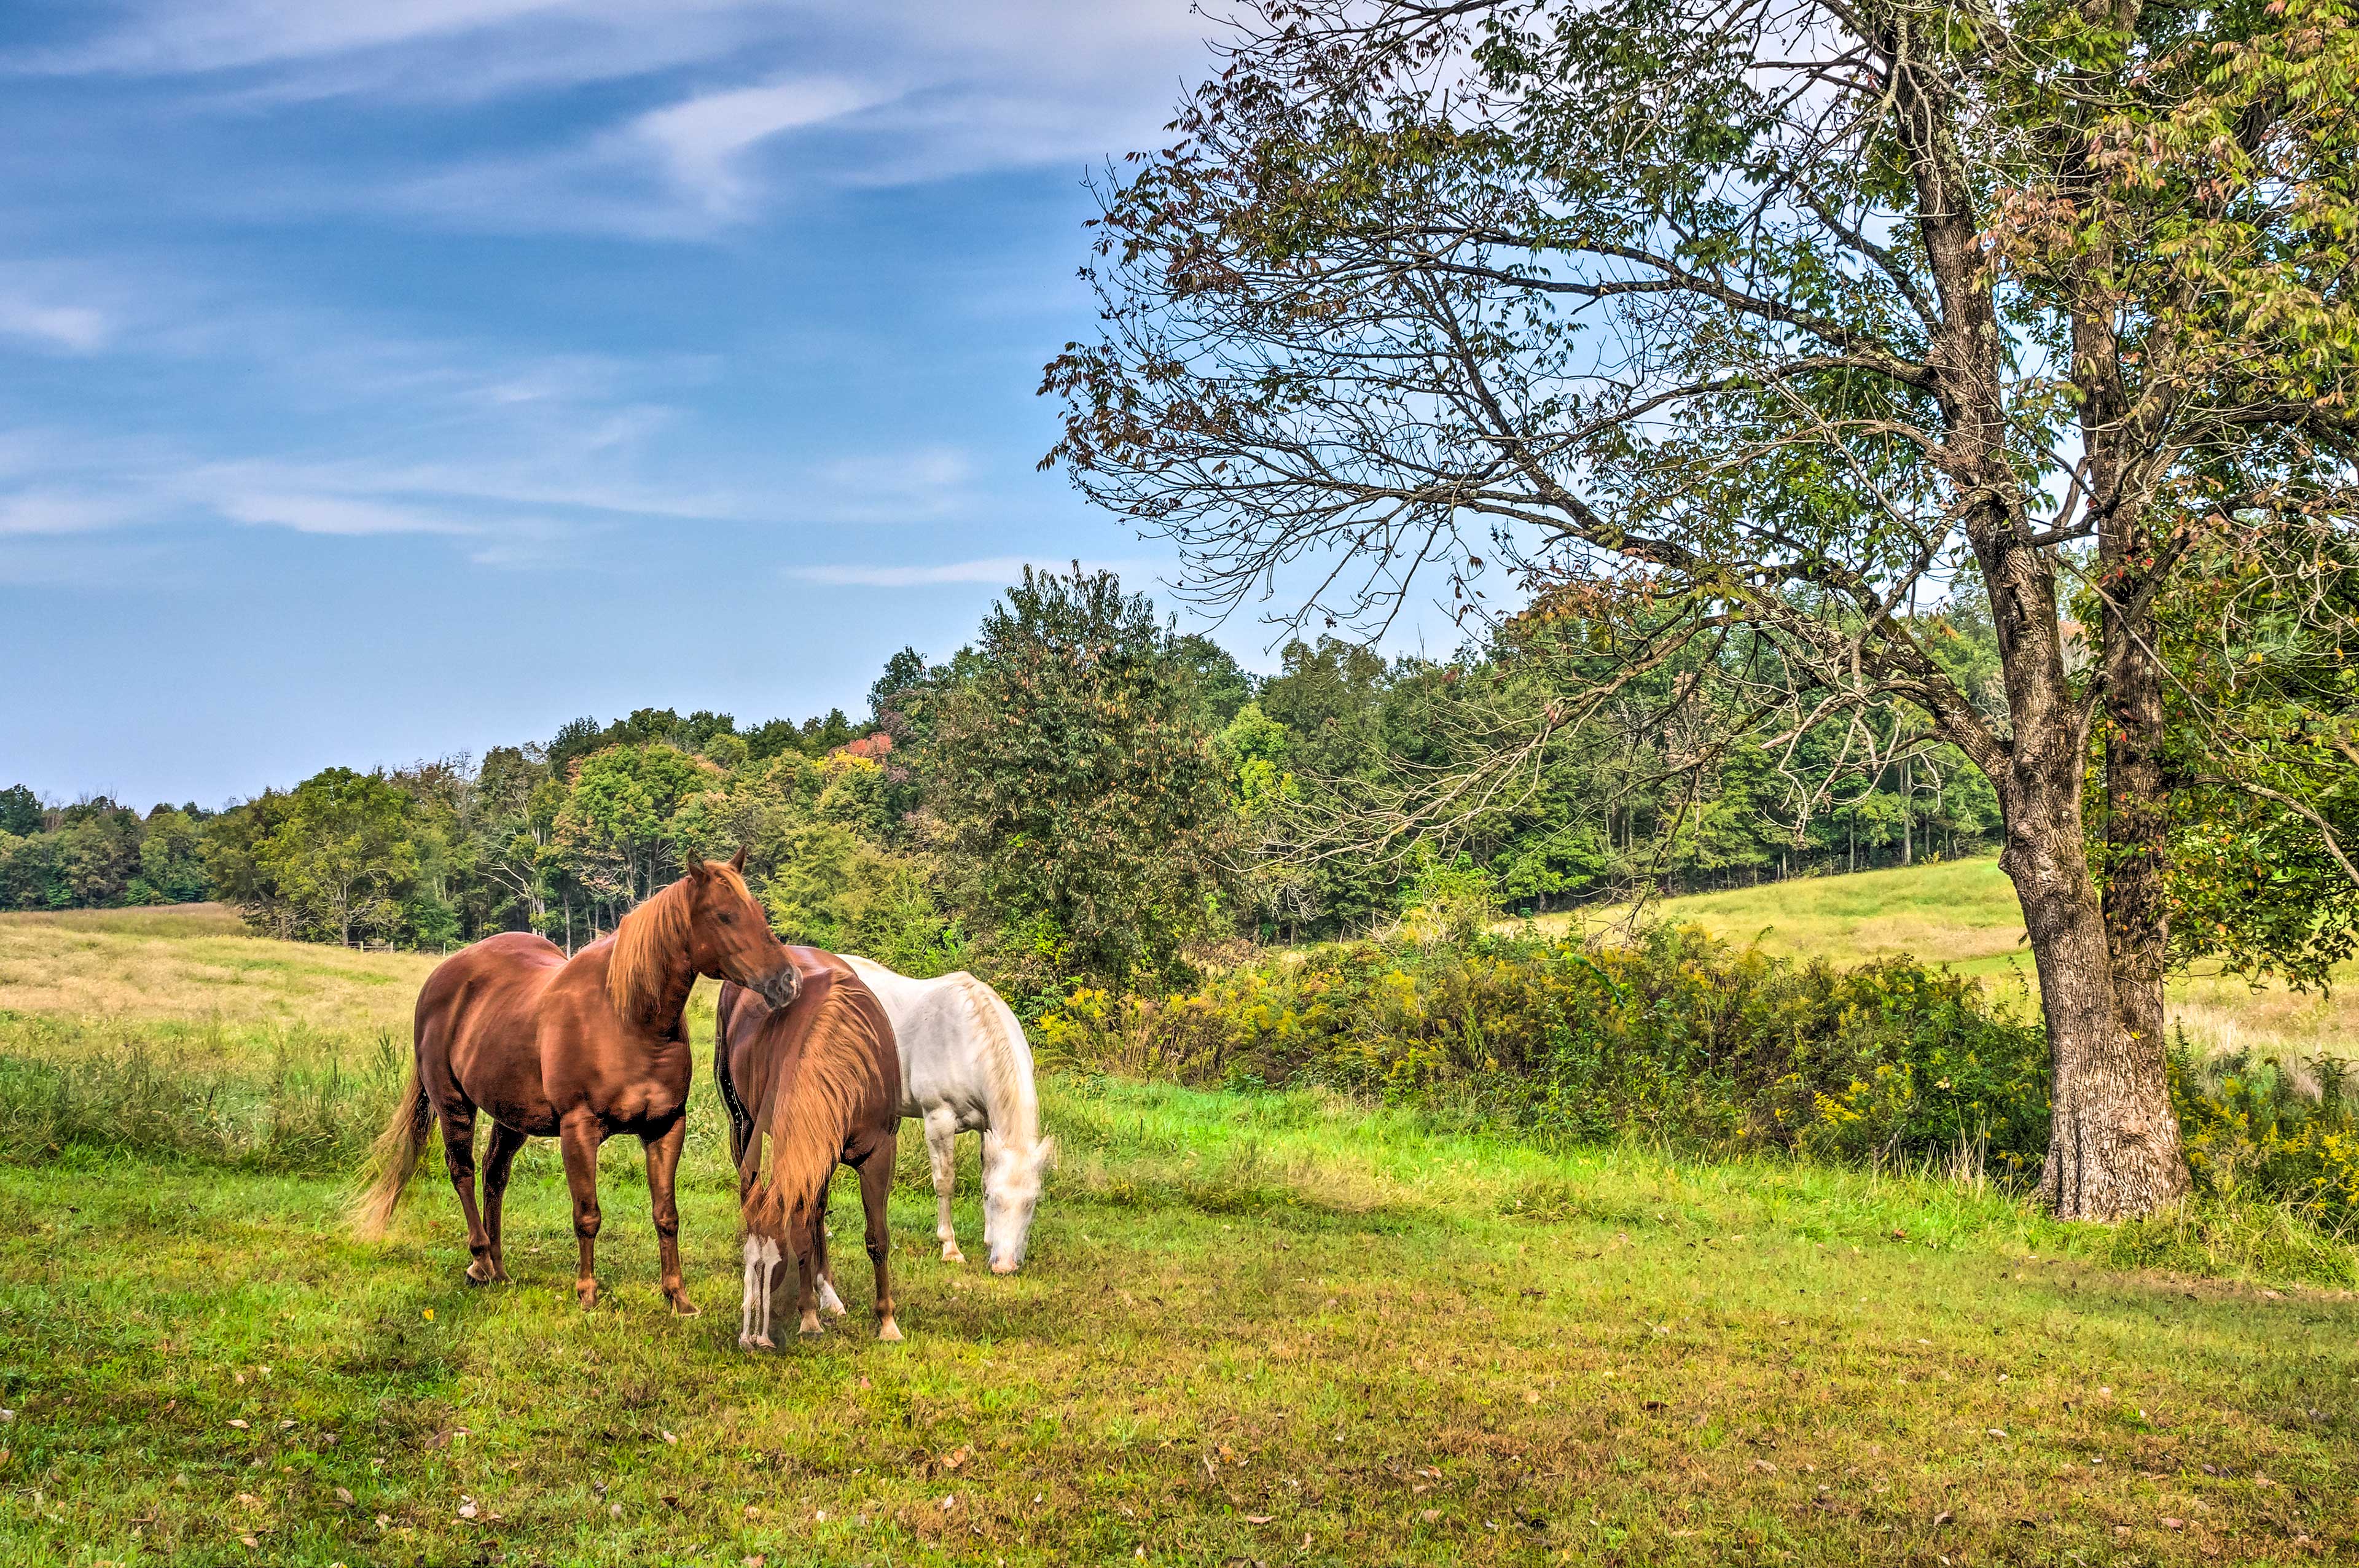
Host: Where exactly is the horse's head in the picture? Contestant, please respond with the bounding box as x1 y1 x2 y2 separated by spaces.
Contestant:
982 1134 1055 1274
683 848 800 1010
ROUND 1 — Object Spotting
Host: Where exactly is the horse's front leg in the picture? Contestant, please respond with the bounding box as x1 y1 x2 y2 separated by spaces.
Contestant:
643 1115 697 1316
557 1110 605 1309
923 1107 964 1263
796 1201 826 1337
739 1231 782 1350
813 1179 847 1317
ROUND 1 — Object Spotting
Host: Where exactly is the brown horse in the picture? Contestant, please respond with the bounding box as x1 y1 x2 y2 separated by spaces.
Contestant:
356 851 799 1314
714 957 902 1345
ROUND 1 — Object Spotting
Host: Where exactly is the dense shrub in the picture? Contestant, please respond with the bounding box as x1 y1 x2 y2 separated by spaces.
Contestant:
2175 1046 2359 1225
1042 925 2359 1228
1040 924 2053 1173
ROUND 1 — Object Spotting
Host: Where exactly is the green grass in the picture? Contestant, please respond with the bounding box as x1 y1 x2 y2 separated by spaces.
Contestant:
1 905 2355 1564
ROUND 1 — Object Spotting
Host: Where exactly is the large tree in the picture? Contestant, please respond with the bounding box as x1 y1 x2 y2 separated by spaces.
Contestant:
1046 0 2359 1215
931 566 1240 991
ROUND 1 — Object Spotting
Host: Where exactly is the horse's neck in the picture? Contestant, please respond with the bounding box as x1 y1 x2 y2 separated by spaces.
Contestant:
957 980 1038 1153
609 940 696 1038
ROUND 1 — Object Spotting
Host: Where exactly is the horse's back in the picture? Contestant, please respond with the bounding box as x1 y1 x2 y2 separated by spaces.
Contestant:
847 960 1023 1126
413 930 569 1131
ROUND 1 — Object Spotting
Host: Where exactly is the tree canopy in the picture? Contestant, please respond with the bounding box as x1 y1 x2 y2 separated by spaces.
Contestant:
1045 0 2359 1217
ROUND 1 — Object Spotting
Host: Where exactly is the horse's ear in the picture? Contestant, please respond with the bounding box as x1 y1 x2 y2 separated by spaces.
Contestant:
730 844 749 872
683 853 707 880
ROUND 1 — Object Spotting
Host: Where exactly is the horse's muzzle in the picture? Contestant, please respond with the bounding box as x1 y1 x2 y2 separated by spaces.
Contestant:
754 964 801 1012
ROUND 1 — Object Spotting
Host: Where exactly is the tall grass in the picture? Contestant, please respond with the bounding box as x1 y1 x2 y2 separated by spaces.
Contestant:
0 1024 404 1172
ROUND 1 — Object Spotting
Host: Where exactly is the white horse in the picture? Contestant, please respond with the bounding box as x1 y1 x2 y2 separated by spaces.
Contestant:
842 956 1053 1274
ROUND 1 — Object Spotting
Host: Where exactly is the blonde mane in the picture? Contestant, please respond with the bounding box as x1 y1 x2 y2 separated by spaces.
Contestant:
605 865 752 1020
952 972 1043 1160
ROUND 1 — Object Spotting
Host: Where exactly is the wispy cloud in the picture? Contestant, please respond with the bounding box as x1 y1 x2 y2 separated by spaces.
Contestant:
15 2 1205 236
0 488 139 535
0 294 113 353
213 489 480 536
635 77 882 214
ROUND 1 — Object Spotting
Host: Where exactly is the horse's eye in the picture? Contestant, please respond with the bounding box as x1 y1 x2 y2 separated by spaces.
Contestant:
718 912 734 924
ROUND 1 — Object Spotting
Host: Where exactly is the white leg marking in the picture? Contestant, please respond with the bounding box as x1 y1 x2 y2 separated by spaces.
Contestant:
759 1236 783 1347
818 1276 847 1316
740 1236 759 1348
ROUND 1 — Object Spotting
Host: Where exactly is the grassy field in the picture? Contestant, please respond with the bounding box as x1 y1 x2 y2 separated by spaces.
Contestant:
0 906 2354 1566
1540 857 2359 1061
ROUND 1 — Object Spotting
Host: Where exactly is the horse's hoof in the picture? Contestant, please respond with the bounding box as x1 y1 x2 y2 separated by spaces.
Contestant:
941 1246 966 1265
740 1332 775 1352
668 1293 702 1318
877 1317 904 1343
466 1258 495 1285
576 1282 600 1310
798 1311 824 1337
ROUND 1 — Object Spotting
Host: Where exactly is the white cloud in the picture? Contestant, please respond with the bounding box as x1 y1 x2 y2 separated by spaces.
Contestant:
633 77 882 213
0 489 139 535
213 489 481 536
15 2 1208 236
0 295 113 353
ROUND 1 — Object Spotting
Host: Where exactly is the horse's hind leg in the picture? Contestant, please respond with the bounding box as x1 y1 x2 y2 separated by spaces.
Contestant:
557 1110 604 1309
479 1121 526 1283
856 1134 902 1342
439 1102 496 1284
643 1115 698 1317
922 1108 965 1263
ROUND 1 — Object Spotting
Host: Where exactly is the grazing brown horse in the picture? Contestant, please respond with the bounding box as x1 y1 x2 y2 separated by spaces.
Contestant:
356 851 799 1313
714 956 902 1345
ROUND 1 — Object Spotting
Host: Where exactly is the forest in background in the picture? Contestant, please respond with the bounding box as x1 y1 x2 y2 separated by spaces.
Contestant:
2 566 2005 1002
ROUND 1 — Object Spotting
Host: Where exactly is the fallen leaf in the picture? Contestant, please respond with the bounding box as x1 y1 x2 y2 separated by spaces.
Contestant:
240 1535 257 1550
662 1430 678 1445
1420 1510 1440 1523
457 1502 478 1520
1245 1514 1274 1524
1524 1392 1539 1405
334 1488 353 1505
227 1420 249 1430
2163 1518 2186 1530
1987 1428 2009 1438
1934 1510 1955 1527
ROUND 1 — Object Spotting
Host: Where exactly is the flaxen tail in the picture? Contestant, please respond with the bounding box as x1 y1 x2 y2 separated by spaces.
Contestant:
351 1059 432 1240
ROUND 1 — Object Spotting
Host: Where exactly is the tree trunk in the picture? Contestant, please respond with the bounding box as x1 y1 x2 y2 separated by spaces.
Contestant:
2095 508 2173 1076
2005 792 2189 1219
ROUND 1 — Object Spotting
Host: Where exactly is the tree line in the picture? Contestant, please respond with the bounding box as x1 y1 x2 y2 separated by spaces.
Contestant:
2 566 2006 990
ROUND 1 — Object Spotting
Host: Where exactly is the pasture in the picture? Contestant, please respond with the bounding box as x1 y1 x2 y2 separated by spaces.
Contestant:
0 905 2353 1566
1543 857 2359 1063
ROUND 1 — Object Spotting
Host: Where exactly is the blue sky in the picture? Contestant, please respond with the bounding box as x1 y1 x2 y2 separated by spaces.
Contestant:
0 1 1234 807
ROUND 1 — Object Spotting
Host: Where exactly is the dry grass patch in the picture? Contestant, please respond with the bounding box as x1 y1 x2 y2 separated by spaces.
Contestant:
0 903 438 1037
